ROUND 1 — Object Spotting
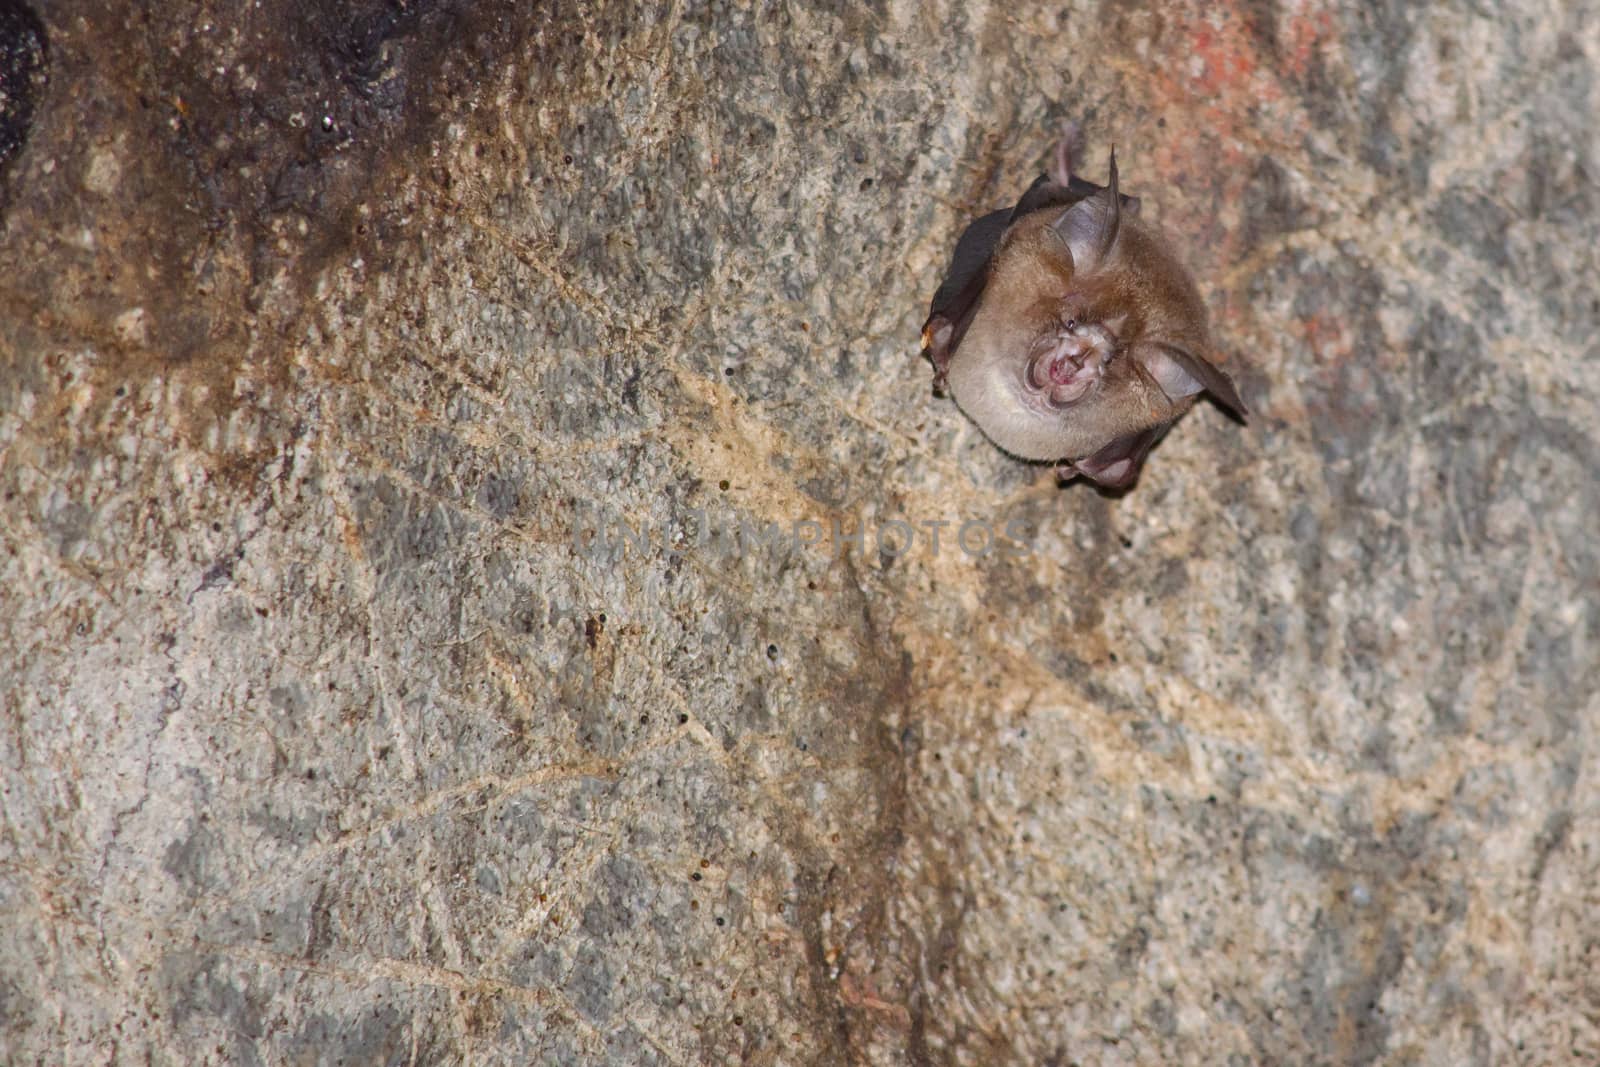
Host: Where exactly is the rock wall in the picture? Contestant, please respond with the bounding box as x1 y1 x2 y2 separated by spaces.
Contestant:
2 0 1597 1063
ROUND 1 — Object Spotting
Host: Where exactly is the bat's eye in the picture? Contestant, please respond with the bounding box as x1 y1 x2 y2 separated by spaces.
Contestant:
1065 318 1077 331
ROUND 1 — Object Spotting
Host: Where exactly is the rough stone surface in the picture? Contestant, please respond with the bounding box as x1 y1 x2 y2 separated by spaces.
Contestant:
3 1 1597 1064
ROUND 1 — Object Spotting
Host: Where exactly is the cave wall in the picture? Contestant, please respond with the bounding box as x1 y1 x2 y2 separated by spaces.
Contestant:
2 1 1597 1063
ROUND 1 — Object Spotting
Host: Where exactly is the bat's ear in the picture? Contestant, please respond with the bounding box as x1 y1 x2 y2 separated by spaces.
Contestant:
1134 341 1249 417
1051 148 1122 272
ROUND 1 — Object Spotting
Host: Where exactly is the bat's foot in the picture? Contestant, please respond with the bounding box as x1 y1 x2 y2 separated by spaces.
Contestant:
1050 121 1141 214
1051 121 1083 186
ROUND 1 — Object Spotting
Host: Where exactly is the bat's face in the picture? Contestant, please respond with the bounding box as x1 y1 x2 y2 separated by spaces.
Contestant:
944 215 1178 464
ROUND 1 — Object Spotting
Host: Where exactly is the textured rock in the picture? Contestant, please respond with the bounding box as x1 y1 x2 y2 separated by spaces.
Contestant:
2 1 1597 1064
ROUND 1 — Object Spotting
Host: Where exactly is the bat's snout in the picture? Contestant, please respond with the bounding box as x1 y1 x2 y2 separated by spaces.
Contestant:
1024 334 1106 408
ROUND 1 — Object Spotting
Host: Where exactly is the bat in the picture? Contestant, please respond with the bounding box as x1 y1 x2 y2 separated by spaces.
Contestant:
920 126 1246 489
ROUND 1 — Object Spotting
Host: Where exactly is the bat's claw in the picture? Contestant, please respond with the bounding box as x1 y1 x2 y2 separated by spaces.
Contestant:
922 316 954 396
1054 461 1082 485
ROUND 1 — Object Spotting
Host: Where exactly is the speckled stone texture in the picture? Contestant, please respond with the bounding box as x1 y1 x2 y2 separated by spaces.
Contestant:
2 1 1596 1064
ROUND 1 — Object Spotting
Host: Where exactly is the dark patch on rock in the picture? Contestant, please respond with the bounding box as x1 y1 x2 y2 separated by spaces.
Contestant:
288 1004 415 1067
579 854 650 944
1241 154 1314 244
162 819 222 894
1429 188 1514 271
140 0 523 255
160 951 268 1054
0 0 46 206
1236 0 1279 58
1343 2 1430 186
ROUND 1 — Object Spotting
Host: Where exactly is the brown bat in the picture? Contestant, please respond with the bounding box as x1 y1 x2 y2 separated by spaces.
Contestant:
921 128 1246 489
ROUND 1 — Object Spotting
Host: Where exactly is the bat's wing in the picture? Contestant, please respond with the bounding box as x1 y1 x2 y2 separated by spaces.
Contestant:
921 207 1010 379
1058 424 1166 489
1132 341 1249 417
